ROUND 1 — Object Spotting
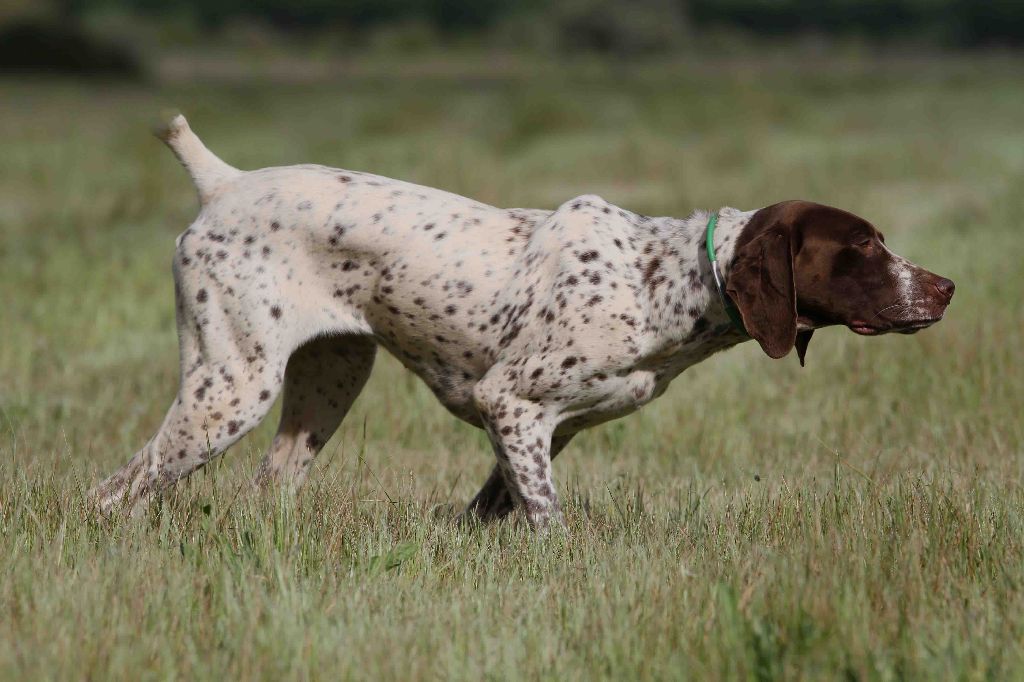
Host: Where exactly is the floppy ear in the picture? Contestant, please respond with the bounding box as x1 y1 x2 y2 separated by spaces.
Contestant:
726 225 797 359
795 330 813 367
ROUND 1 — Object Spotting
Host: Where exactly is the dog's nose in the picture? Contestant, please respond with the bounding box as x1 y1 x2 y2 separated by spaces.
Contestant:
933 277 955 302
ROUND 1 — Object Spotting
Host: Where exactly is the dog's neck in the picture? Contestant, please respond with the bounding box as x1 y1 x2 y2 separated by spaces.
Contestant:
635 206 757 360
705 206 753 279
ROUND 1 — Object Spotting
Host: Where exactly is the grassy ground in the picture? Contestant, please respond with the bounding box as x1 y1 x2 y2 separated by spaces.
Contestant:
2 57 1023 679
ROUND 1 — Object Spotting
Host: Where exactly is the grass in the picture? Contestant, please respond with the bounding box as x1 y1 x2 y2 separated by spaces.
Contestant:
2 56 1024 679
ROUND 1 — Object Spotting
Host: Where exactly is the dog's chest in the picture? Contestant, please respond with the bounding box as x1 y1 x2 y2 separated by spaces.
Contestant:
553 324 741 433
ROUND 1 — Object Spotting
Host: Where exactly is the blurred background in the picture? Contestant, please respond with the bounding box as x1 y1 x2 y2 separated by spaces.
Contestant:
2 0 1024 79
2 0 1022 489
1 0 1023 470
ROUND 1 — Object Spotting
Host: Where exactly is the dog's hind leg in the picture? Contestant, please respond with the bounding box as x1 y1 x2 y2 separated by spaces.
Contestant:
92 339 287 515
253 335 376 488
92 261 290 515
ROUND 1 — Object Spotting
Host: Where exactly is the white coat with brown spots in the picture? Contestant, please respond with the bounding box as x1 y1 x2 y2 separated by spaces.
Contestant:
93 116 954 530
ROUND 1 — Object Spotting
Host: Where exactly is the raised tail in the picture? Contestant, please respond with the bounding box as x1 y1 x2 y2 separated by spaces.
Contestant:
154 114 241 206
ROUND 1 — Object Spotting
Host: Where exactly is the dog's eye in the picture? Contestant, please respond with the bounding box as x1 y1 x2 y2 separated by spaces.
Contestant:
856 238 873 249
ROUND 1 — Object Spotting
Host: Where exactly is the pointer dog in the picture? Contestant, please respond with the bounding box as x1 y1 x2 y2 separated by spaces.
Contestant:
94 116 955 529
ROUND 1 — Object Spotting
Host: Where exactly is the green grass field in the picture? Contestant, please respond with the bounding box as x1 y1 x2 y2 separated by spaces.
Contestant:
2 57 1023 679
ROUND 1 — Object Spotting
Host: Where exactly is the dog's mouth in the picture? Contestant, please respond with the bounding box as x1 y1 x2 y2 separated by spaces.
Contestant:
848 317 943 336
849 321 882 335
847 295 950 336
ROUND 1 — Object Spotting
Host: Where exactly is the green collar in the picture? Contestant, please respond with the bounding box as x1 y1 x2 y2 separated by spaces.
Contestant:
705 212 749 336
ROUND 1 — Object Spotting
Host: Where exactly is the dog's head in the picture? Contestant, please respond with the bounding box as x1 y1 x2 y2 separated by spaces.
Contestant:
725 200 954 365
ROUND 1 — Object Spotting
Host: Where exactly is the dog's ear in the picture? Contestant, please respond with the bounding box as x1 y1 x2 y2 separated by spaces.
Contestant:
795 329 813 367
726 223 797 360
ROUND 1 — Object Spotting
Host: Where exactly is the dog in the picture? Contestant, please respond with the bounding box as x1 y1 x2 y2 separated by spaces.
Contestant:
93 115 955 529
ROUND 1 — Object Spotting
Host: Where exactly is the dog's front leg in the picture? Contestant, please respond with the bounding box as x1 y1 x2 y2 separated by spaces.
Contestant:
463 433 575 523
473 377 563 531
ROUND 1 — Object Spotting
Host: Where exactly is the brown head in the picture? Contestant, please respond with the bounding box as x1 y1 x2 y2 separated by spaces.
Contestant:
725 200 954 365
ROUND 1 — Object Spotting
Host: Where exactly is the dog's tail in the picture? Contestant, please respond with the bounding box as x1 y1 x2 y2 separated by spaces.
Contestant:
154 114 241 206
